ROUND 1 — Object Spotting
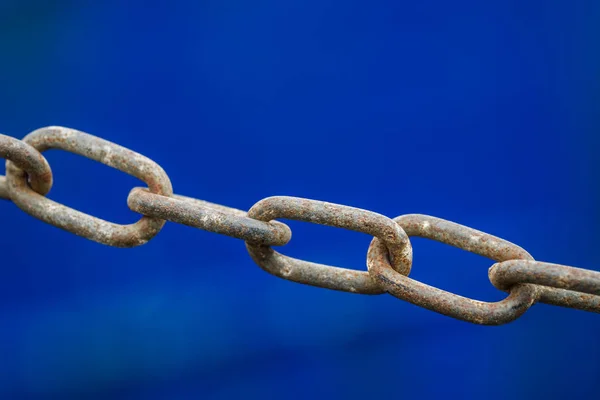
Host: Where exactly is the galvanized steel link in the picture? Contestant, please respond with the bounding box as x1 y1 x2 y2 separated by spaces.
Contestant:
5 126 173 247
245 196 413 294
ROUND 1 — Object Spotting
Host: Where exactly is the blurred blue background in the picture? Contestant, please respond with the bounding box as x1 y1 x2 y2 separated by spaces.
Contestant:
1 0 599 399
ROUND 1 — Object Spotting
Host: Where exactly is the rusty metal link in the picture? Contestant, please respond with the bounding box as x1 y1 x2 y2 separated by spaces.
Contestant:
367 214 541 325
489 260 600 312
0 133 53 199
1 124 599 325
245 196 413 294
5 126 173 247
127 187 291 246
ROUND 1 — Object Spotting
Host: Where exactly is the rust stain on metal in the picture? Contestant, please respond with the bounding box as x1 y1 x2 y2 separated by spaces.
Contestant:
367 214 540 325
5 126 173 247
244 196 413 294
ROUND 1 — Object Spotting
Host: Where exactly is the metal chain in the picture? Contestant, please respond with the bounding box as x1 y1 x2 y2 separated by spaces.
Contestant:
2 126 599 325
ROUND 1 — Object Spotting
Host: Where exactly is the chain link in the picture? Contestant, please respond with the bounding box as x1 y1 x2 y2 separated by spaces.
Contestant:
245 196 412 294
2 126 599 324
367 214 540 325
489 260 600 312
6 127 173 247
127 187 291 246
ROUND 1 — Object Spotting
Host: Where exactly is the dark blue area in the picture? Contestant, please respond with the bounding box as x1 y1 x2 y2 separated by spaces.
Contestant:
0 1 599 398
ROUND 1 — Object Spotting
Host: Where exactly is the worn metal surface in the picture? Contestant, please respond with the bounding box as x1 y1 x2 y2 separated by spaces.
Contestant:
245 196 413 294
2 124 598 324
5 127 172 247
490 260 600 312
0 177 7 200
127 187 291 246
367 214 540 325
0 134 53 199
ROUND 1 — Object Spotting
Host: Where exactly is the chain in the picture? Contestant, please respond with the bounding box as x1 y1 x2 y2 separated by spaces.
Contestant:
2 126 599 325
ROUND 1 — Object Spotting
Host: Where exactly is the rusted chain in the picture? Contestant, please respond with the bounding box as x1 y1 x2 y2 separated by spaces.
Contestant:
5 127 172 247
489 260 600 312
245 196 413 294
366 214 541 325
2 125 599 325
127 187 291 246
0 134 53 199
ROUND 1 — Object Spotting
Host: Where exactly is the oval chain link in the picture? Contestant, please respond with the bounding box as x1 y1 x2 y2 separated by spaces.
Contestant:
367 214 540 325
245 196 413 294
127 187 291 246
6 126 172 247
489 260 600 312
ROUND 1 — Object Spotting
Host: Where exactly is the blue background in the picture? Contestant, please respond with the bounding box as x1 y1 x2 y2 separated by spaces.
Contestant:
1 1 599 398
